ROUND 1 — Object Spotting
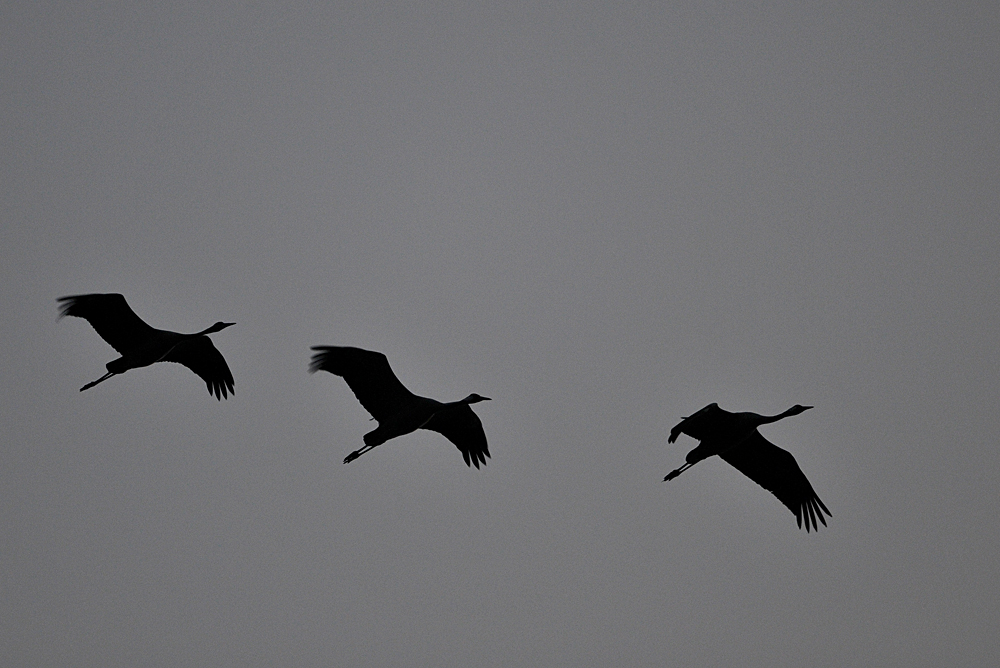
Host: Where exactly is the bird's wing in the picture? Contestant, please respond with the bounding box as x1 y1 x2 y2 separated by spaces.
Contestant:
161 337 235 400
422 405 490 469
309 346 417 422
669 403 729 443
719 431 831 532
57 293 156 355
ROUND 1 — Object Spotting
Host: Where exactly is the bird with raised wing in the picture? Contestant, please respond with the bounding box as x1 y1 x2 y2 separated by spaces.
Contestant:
309 346 491 468
663 403 831 531
58 293 235 400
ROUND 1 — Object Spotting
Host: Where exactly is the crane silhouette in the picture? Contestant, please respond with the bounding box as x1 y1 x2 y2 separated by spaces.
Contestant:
663 403 831 531
309 346 491 467
58 293 235 400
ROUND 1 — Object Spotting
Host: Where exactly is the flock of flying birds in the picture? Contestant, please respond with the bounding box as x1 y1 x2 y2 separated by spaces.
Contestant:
58 292 832 532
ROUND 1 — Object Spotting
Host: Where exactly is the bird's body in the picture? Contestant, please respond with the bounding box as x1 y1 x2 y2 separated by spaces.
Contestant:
309 346 491 467
58 293 235 399
664 403 831 531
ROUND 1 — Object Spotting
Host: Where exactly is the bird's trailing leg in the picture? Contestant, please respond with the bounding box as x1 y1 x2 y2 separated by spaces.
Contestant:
663 462 694 482
344 444 378 464
80 371 116 392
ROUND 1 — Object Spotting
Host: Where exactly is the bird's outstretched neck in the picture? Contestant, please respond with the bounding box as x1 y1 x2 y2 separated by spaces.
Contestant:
196 321 235 336
756 404 812 426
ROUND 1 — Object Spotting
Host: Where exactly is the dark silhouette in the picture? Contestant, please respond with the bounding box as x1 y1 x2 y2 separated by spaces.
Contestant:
663 403 831 531
58 293 235 399
309 346 491 467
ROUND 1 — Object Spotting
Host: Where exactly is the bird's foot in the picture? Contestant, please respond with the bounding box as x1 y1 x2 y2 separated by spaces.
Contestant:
80 371 115 392
344 450 360 464
663 470 680 482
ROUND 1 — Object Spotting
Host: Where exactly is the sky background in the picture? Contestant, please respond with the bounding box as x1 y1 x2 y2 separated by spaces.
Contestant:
3 1 999 665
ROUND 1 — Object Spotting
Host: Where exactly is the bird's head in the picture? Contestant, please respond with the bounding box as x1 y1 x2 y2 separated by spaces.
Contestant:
463 393 491 404
787 404 813 416
206 321 236 334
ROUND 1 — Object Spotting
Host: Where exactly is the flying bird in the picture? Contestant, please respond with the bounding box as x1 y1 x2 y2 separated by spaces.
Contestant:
663 403 831 531
57 293 235 399
309 346 491 468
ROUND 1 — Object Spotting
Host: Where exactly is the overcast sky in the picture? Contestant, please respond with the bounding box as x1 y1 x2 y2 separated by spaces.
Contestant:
3 1 999 665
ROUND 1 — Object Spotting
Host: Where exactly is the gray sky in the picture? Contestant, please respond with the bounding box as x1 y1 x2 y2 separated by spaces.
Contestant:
3 1 999 665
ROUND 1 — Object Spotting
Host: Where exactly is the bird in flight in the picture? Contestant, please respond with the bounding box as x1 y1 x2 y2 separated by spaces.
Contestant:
309 346 491 468
58 293 235 400
663 403 831 531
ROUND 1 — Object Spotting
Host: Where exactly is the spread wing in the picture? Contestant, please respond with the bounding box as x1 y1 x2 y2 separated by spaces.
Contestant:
162 337 235 400
669 403 732 443
309 346 416 422
720 431 831 532
57 293 155 355
422 405 490 468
